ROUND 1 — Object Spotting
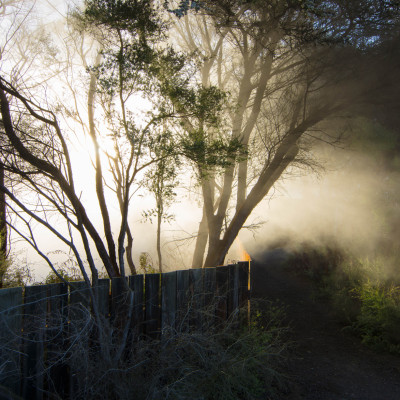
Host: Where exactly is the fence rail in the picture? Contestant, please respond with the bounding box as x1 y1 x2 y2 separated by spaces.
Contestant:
0 262 250 399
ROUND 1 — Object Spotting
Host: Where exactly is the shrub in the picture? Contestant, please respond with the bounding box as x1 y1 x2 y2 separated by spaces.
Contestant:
288 242 400 355
352 282 400 354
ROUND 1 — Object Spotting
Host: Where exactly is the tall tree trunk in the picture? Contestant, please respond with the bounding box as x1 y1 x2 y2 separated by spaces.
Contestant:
203 107 331 267
156 212 163 273
191 206 208 268
0 163 7 288
125 226 136 275
87 56 119 275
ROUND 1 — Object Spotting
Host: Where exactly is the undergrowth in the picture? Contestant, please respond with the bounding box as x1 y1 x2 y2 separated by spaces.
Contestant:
288 242 400 355
54 299 290 400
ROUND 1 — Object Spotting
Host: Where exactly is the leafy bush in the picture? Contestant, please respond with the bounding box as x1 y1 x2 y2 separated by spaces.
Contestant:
352 282 400 354
288 242 400 355
0 258 33 288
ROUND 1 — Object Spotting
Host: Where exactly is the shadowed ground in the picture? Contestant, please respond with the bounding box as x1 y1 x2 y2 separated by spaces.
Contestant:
251 248 400 400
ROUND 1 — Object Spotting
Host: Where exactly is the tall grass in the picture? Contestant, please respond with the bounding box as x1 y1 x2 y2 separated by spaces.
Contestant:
64 300 289 400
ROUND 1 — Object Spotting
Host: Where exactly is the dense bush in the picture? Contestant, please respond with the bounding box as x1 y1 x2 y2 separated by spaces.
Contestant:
288 242 400 355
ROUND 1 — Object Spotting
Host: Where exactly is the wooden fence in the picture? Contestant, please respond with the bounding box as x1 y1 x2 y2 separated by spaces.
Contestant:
0 262 250 399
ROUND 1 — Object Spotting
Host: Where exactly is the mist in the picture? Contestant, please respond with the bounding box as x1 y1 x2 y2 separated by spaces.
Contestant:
245 119 400 279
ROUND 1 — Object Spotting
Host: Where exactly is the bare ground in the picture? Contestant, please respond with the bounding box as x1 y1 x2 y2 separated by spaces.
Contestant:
251 249 400 400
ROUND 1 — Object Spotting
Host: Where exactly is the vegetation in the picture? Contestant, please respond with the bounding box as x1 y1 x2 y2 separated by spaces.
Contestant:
0 257 32 288
43 261 83 284
57 300 289 400
288 242 400 355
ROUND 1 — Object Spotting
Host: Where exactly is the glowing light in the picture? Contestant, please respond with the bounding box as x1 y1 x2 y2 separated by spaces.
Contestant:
237 238 251 262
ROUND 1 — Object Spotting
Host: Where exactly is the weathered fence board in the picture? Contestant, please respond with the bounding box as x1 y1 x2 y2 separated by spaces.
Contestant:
0 286 23 397
95 279 110 319
189 268 203 330
145 273 160 338
46 283 68 398
68 281 91 399
203 268 217 329
69 281 91 310
22 285 48 400
176 269 190 331
0 262 251 399
161 271 177 332
111 277 129 325
238 261 250 303
130 274 144 338
216 265 230 322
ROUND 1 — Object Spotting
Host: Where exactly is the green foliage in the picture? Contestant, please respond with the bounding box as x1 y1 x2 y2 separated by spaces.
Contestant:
181 132 245 173
44 263 83 284
352 282 400 354
138 252 157 274
288 242 400 354
0 260 32 288
0 248 33 288
84 0 162 35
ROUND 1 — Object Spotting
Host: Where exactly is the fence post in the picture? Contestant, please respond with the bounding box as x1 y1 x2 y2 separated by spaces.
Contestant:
203 267 216 329
94 279 110 320
176 269 190 332
68 281 91 399
227 264 240 322
129 274 144 339
189 268 203 331
22 285 48 400
0 287 23 398
145 273 161 339
161 271 177 334
45 283 68 398
216 266 230 323
111 277 129 327
238 261 251 326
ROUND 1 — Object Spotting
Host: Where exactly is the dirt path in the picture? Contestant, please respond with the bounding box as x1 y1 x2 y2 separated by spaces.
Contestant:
251 249 400 400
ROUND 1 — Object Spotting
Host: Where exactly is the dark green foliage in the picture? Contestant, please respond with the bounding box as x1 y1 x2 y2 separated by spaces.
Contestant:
138 251 157 274
288 242 400 355
83 0 242 175
164 0 400 47
164 0 202 18
0 261 32 288
84 0 162 34
352 282 400 354
181 132 244 172
84 1 163 97
44 264 83 284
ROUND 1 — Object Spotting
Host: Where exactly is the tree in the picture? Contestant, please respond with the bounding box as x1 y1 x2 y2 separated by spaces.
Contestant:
0 0 177 284
0 0 229 283
165 0 400 267
0 0 64 286
143 124 178 272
